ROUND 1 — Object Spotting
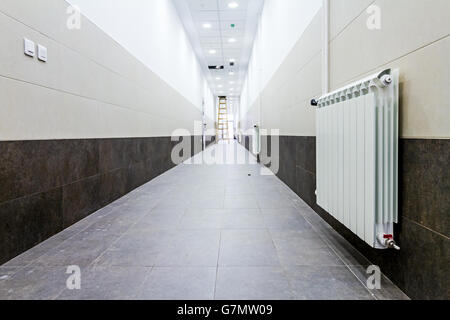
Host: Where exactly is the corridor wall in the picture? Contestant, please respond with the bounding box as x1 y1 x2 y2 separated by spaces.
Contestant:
240 0 449 300
0 0 213 264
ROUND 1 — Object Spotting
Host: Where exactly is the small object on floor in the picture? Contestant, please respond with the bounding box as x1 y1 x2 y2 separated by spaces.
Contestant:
248 174 251 176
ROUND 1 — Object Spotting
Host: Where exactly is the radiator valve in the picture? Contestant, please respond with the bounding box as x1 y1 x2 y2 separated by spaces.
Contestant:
378 234 400 250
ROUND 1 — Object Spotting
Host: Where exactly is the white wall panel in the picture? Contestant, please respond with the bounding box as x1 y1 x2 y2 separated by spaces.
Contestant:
0 0 213 140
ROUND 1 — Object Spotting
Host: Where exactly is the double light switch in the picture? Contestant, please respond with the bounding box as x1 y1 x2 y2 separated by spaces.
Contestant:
24 38 47 62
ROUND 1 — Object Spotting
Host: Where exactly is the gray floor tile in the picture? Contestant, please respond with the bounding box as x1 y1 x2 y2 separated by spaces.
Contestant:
271 229 344 266
219 230 280 267
179 209 223 229
56 266 150 300
93 247 159 267
257 194 296 209
133 209 185 230
224 195 259 209
222 208 260 215
225 185 254 196
0 267 21 282
262 208 313 231
154 196 191 209
190 197 224 209
82 213 138 235
221 213 266 229
285 266 374 300
198 186 225 195
155 230 220 267
277 245 344 267
110 229 174 256
215 267 294 300
270 229 329 249
0 266 68 300
137 267 216 300
3 241 64 268
312 227 373 266
4 220 97 268
33 231 119 267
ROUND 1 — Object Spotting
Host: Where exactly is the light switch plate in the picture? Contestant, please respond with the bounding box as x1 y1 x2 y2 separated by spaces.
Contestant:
37 44 47 62
24 38 35 57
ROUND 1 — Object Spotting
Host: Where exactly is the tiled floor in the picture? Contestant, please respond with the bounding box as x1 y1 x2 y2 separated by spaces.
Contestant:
0 142 409 300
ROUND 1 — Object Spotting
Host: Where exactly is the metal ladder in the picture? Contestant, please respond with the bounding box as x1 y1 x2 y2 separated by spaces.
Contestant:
217 96 230 142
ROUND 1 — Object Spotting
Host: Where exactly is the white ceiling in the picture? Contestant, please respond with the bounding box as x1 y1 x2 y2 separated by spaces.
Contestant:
173 0 265 99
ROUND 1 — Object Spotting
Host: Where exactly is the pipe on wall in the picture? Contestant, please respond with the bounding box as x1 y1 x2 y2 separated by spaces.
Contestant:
322 0 329 94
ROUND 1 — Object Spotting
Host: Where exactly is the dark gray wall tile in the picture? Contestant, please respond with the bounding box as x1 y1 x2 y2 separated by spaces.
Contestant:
98 139 134 173
400 139 449 237
0 140 98 203
205 135 216 148
296 136 316 174
62 175 102 228
0 188 63 264
295 167 316 208
99 169 127 206
277 136 297 191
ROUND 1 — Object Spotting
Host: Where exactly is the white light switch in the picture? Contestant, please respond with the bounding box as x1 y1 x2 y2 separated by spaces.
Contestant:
37 44 47 62
24 38 35 57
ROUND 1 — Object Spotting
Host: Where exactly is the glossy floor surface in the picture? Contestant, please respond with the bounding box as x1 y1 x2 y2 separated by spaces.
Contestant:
0 142 408 300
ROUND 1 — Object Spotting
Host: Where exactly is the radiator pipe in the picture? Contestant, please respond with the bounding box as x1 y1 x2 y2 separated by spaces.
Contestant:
378 234 400 250
322 0 330 94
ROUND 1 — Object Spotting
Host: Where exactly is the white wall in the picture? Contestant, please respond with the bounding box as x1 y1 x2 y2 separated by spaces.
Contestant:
67 0 211 111
0 0 215 140
240 0 450 138
240 0 322 123
203 79 215 128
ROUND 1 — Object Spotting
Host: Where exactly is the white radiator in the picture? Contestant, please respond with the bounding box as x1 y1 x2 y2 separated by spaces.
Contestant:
315 69 400 250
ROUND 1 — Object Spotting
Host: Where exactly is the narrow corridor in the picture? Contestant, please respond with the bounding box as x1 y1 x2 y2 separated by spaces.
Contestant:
0 143 408 300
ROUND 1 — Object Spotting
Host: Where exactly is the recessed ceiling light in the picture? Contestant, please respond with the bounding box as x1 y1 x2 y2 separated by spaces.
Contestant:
229 81 235 84
228 2 239 9
202 23 212 29
216 77 221 80
228 38 237 43
229 58 236 62
218 85 223 88
209 49 217 54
